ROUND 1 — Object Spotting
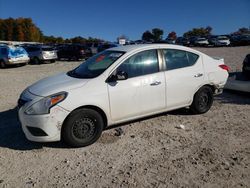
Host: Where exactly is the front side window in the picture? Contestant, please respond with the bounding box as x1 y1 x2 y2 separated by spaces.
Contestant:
116 50 159 78
68 50 124 78
163 49 199 70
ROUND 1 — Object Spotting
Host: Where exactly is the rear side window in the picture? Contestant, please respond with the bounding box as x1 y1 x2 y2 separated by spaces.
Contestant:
26 47 39 52
1 48 7 55
163 49 199 70
116 50 159 78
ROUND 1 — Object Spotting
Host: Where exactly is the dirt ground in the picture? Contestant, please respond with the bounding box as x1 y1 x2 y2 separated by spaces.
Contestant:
0 46 249 187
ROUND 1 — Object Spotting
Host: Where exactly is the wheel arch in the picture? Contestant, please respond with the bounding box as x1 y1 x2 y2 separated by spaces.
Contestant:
202 84 216 93
190 84 216 105
62 105 108 129
194 84 216 96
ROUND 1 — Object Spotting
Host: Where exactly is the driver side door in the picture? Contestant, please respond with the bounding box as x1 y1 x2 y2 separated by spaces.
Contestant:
107 49 166 122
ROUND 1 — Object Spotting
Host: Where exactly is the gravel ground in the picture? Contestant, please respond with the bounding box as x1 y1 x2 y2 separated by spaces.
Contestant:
0 46 250 187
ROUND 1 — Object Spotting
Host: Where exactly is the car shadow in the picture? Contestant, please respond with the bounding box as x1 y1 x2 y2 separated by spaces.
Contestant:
105 108 194 131
0 107 44 150
215 90 250 105
0 107 69 150
0 64 26 69
1 90 249 151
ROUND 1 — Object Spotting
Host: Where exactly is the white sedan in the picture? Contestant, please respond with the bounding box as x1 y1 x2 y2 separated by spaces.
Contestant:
18 44 229 147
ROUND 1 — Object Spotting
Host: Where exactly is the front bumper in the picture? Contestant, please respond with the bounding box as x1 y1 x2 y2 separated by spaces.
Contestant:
41 53 58 60
7 57 30 65
18 92 70 142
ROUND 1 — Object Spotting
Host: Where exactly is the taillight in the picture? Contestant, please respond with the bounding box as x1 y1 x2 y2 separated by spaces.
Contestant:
219 64 229 72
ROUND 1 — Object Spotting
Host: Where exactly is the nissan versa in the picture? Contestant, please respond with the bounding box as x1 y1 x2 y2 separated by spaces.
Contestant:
18 44 229 147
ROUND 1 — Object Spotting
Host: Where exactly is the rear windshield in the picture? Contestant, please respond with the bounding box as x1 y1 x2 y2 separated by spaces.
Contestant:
218 36 228 40
8 47 28 57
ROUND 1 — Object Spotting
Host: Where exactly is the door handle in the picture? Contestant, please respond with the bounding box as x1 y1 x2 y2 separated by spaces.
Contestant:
194 73 203 77
150 81 161 86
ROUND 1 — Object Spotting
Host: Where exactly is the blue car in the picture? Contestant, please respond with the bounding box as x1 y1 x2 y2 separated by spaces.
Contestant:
0 44 30 68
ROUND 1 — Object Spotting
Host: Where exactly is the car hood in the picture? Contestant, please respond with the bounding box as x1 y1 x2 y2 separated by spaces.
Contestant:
28 73 89 96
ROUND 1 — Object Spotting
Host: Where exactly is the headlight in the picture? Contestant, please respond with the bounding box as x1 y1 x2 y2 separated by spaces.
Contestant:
25 92 68 115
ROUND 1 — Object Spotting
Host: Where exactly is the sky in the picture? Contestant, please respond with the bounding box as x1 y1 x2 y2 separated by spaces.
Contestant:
0 0 250 41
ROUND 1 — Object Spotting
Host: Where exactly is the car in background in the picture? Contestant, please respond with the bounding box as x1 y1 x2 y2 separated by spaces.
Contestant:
165 38 176 44
57 44 92 61
239 35 250 46
0 44 30 68
23 45 57 64
216 36 230 46
134 40 149 44
242 54 250 78
175 37 190 46
230 34 250 46
18 44 229 147
86 43 99 55
194 37 209 46
229 35 241 46
208 36 227 47
97 43 118 53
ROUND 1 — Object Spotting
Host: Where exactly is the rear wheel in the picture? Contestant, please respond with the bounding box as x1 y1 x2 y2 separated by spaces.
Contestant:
62 108 104 147
32 57 40 64
190 86 213 114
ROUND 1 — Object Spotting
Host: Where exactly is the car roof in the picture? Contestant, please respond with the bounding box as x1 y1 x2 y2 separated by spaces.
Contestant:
108 44 204 55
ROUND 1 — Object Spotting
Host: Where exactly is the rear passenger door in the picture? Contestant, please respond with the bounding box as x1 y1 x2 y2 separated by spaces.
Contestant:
163 49 204 109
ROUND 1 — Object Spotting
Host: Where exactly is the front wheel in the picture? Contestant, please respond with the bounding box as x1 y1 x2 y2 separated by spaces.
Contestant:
190 86 213 114
0 60 6 68
62 108 104 147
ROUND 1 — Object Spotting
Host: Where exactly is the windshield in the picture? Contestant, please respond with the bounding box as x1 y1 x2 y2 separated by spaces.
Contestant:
8 46 28 57
42 47 54 51
68 50 125 78
218 36 228 40
197 38 206 41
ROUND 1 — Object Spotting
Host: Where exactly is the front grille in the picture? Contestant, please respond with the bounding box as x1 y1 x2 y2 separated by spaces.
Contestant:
27 126 48 136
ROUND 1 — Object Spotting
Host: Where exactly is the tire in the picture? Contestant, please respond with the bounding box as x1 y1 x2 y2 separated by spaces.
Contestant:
190 86 213 114
0 60 6 68
32 57 40 65
62 108 104 147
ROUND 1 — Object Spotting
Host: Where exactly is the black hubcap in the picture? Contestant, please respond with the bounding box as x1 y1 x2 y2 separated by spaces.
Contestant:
72 118 95 140
198 91 209 109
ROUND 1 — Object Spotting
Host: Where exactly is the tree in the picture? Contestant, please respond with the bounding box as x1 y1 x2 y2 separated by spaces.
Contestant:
73 36 86 44
238 27 250 34
142 30 154 42
183 26 213 38
206 26 212 34
5 18 15 41
0 17 105 44
167 31 177 40
0 19 5 40
152 28 164 41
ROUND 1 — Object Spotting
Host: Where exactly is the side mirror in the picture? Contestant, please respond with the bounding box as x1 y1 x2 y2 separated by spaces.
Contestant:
116 71 128 80
106 74 117 83
106 71 128 83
